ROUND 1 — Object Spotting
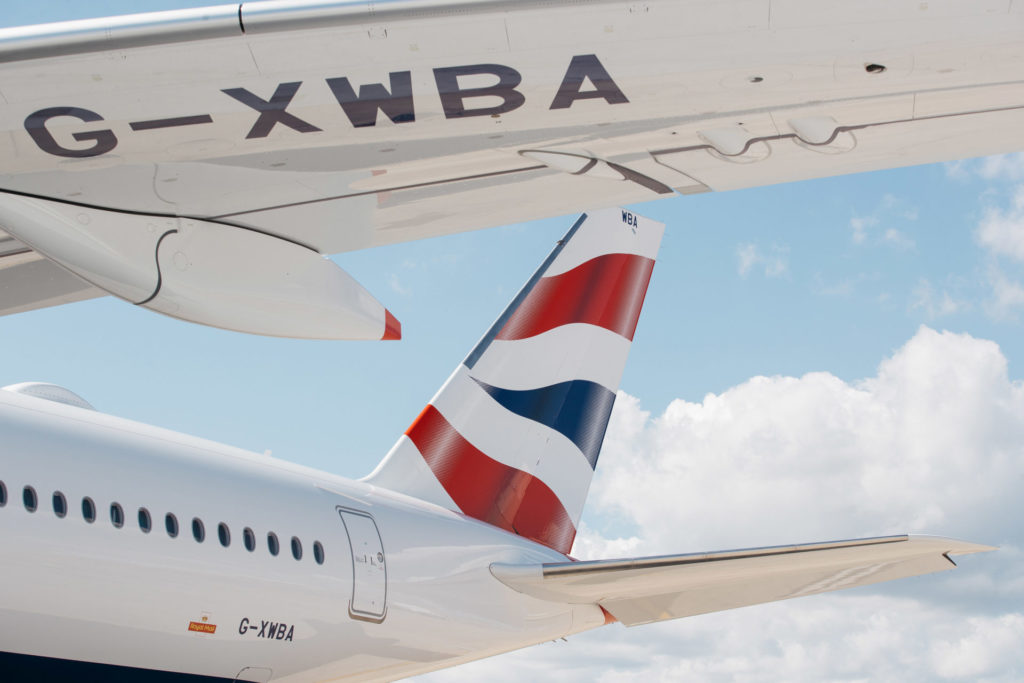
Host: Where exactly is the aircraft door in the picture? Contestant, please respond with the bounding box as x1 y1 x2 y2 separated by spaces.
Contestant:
338 507 387 622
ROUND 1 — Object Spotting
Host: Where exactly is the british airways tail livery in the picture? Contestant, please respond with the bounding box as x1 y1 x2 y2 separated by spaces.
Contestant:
0 209 992 681
367 207 660 553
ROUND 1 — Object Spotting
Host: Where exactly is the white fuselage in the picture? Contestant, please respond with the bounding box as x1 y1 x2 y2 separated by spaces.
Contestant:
0 389 605 681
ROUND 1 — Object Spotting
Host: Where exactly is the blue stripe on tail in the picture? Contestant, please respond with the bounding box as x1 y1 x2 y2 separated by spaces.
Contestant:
471 377 615 468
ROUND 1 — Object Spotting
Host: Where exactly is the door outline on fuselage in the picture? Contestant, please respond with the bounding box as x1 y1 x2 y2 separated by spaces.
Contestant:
337 506 387 623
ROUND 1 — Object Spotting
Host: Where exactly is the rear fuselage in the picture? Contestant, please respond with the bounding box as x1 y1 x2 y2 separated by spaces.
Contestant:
0 389 605 681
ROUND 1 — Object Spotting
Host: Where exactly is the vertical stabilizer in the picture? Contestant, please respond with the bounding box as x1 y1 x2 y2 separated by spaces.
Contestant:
365 208 664 554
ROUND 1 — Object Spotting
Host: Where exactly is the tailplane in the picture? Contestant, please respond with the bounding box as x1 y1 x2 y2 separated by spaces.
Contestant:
365 208 664 554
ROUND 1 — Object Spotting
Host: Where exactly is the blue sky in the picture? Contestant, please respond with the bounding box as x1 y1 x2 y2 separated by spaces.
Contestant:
4 3 1024 681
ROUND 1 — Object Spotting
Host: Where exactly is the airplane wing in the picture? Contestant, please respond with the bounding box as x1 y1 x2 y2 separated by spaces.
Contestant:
1 0 1023 335
0 229 103 316
490 535 995 626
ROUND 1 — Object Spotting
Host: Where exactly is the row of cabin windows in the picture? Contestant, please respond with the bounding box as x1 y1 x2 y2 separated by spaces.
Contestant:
2 480 325 565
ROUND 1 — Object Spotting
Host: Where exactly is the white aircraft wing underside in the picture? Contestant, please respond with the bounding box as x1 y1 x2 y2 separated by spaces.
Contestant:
0 0 1023 326
0 232 103 316
490 535 995 627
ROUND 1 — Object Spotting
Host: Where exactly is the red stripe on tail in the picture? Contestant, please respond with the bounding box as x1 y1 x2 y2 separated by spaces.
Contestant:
496 253 655 341
405 405 576 554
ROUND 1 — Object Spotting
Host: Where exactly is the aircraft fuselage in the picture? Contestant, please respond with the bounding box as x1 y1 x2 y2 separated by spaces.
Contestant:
0 389 603 681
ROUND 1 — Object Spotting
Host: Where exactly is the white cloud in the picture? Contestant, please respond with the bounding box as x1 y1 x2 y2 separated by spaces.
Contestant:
944 159 971 181
419 327 1024 682
850 215 876 244
849 196 917 249
931 613 1024 679
737 243 789 278
977 153 1024 182
737 242 759 276
976 186 1024 263
590 328 1022 553
388 272 410 295
985 266 1024 319
422 598 1024 683
971 183 1024 316
884 228 916 249
910 277 966 318
945 153 1024 183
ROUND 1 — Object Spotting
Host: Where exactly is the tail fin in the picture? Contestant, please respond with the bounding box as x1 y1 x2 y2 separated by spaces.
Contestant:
365 208 664 554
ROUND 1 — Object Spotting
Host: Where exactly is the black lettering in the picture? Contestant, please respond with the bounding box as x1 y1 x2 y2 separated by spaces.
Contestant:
276 623 286 640
267 622 278 638
550 55 629 110
257 620 267 637
24 107 118 158
238 617 249 635
221 82 322 139
326 72 415 127
285 625 294 641
433 64 525 119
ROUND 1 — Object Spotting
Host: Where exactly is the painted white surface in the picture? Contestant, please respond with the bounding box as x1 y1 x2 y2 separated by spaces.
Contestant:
0 387 602 681
2 0 1024 330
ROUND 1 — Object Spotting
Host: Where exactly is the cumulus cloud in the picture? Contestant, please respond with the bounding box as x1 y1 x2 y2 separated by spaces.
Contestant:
419 327 1024 682
590 327 1022 553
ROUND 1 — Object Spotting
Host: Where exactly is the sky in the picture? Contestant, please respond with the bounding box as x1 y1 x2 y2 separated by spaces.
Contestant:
3 3 1024 681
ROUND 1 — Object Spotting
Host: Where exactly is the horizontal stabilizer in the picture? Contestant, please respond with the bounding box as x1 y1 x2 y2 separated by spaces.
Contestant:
490 535 994 626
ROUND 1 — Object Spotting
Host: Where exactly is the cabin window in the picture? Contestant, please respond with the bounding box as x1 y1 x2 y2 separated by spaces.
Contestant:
24 487 328 572
0 480 7 506
192 518 205 543
110 503 124 528
82 497 96 523
52 491 67 518
23 486 37 512
165 513 179 538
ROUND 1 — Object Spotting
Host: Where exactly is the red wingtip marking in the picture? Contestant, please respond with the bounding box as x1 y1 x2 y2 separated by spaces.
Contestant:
382 309 402 340
600 606 618 625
